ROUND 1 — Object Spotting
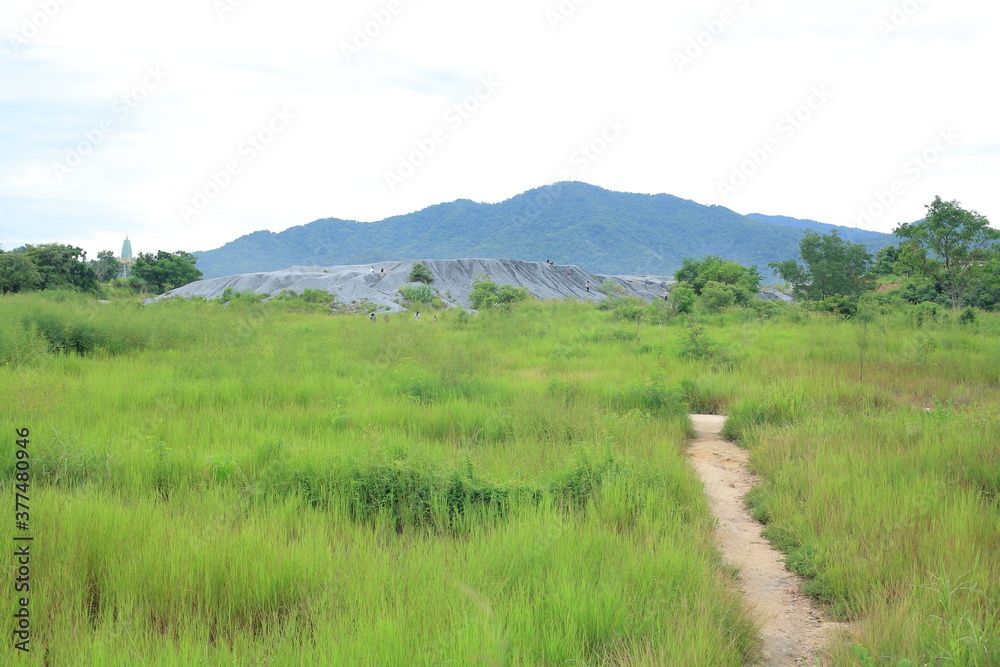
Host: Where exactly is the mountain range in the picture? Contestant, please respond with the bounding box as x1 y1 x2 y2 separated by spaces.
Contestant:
192 182 896 279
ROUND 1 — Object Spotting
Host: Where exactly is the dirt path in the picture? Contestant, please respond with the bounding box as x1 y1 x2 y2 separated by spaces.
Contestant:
687 414 848 666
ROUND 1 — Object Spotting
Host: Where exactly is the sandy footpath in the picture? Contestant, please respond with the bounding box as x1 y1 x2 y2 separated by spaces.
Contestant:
687 414 849 666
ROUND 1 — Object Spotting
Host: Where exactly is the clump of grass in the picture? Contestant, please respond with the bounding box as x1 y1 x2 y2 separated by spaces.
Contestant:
605 373 687 417
676 377 727 414
721 387 809 444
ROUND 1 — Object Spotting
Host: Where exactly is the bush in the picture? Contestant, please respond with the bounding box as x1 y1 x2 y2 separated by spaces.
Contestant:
912 301 941 327
600 296 647 322
408 263 434 284
812 294 858 318
701 281 736 313
470 277 530 310
959 307 978 326
667 286 696 315
270 288 339 313
598 279 625 296
218 288 267 305
399 283 435 304
678 319 738 370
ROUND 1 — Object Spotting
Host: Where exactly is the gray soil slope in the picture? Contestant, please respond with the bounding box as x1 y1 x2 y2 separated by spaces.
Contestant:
157 258 675 311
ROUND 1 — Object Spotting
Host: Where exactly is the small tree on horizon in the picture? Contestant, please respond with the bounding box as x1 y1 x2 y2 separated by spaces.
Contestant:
409 263 434 284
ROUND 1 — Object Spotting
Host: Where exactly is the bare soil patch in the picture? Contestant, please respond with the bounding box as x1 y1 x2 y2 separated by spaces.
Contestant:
687 414 850 666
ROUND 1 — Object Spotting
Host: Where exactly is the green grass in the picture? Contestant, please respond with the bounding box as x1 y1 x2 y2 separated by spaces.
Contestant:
2 292 998 664
1 295 758 665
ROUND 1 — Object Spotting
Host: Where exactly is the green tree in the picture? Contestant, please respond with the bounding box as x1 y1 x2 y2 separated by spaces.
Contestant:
408 263 434 284
962 251 1000 310
674 255 762 296
132 251 203 293
894 196 999 310
0 252 43 294
90 250 123 282
769 230 873 301
873 245 901 276
469 277 530 310
21 243 99 293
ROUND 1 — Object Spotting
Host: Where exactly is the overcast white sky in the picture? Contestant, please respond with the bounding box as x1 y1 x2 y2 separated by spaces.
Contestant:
2 0 998 259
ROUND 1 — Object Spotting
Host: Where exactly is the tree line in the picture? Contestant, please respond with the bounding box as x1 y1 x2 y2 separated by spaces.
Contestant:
673 196 998 315
0 244 202 296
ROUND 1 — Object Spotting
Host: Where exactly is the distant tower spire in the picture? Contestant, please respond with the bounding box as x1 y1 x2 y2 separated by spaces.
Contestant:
119 236 135 278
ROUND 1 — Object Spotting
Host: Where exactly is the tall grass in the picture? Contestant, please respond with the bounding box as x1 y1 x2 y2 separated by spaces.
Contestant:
2 292 998 664
1 294 760 665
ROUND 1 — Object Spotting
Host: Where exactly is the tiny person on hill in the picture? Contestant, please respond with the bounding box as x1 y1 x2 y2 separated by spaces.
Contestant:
414 311 420 320
370 312 377 322
586 280 590 293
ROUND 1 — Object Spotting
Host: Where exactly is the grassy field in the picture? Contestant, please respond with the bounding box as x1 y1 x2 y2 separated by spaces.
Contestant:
1 292 998 665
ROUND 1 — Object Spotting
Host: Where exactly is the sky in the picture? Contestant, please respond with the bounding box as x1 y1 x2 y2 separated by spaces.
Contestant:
2 0 998 260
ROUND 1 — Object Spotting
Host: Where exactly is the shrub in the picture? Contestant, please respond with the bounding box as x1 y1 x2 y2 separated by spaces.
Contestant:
959 307 977 326
678 319 739 370
470 277 530 310
598 279 625 296
812 294 858 318
271 288 339 312
701 281 736 313
399 283 435 304
667 286 696 315
678 321 719 360
218 288 267 305
601 296 647 322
